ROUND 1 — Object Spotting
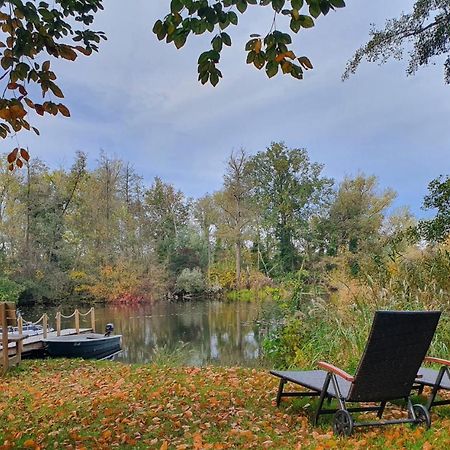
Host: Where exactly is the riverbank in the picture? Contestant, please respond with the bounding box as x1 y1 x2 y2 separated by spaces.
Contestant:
1 360 449 449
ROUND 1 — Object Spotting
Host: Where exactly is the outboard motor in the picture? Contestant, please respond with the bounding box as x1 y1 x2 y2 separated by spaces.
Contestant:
104 323 114 337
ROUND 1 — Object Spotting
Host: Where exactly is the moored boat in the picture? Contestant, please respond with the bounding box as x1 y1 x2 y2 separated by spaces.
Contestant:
43 324 122 359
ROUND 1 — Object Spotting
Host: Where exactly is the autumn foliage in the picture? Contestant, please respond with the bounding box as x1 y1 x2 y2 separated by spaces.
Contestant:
0 360 449 449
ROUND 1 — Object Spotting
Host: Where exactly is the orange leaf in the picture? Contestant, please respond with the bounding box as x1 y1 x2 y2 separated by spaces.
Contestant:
58 104 70 117
9 104 27 119
298 56 313 70
16 158 23 168
20 148 29 161
7 148 18 163
0 108 11 120
102 430 112 440
75 46 93 56
254 39 262 54
24 98 34 108
23 440 36 448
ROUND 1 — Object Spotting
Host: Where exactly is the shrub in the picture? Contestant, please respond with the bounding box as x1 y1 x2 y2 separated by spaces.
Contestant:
0 277 25 303
175 268 205 294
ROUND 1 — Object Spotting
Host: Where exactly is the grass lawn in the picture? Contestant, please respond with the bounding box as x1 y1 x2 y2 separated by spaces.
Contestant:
0 360 449 449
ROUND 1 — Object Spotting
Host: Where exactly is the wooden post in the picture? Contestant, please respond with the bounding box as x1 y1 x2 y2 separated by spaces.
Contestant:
90 308 96 333
75 309 80 334
1 303 8 374
43 314 48 339
56 312 61 337
18 316 23 335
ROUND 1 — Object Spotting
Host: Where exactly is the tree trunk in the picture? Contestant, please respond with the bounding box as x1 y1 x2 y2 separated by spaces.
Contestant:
235 240 241 289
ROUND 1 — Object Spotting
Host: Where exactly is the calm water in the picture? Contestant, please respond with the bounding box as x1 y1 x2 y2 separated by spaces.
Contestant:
20 300 280 366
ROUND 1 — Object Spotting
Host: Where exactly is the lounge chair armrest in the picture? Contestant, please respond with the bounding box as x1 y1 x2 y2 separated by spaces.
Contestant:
424 356 450 366
317 361 354 382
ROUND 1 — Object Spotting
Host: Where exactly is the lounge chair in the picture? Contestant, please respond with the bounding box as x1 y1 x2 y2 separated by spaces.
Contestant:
416 357 450 410
270 310 441 436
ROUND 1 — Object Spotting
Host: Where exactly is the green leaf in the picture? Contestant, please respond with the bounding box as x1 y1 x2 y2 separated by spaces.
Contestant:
266 60 279 78
291 0 303 9
236 0 247 14
290 19 301 33
299 15 314 28
170 0 183 14
319 0 330 15
212 35 223 52
245 38 258 51
254 54 265 69
221 32 232 46
330 0 346 7
228 11 238 25
309 3 321 19
272 0 285 13
210 71 219 86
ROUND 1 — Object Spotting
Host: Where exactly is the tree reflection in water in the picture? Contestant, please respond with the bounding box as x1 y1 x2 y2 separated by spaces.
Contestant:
21 300 278 366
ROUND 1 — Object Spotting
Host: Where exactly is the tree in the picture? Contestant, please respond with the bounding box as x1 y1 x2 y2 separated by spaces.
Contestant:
193 194 219 279
321 175 396 255
344 0 450 83
419 175 450 242
248 142 333 273
144 177 189 266
0 1 106 166
214 150 254 288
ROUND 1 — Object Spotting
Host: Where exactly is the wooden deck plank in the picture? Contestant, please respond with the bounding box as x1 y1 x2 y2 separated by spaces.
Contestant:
0 328 92 356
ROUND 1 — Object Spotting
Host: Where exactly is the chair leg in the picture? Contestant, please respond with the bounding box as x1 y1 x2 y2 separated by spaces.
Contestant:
426 366 447 411
377 401 386 418
276 378 285 407
313 372 332 426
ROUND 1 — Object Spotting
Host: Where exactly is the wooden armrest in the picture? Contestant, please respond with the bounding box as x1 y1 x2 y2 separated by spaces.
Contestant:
317 361 355 382
424 356 450 367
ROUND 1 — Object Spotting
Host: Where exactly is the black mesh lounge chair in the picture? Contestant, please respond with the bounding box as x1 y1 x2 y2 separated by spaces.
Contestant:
416 357 450 410
270 310 441 436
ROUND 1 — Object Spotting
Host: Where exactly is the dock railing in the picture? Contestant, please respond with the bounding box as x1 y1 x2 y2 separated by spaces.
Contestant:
56 307 95 336
13 307 96 338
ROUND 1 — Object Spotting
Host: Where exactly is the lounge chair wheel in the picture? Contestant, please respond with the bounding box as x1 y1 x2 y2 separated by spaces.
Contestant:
333 410 354 436
412 404 431 429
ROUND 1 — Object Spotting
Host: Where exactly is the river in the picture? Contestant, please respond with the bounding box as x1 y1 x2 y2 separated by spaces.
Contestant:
20 299 280 367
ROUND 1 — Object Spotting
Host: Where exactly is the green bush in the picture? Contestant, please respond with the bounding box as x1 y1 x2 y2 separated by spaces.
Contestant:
0 277 25 303
175 267 205 294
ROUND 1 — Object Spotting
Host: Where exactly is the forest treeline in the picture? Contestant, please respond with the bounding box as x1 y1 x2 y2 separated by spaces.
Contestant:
0 142 448 306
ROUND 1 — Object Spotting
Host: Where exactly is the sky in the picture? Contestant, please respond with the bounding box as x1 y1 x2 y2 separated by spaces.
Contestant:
10 1 450 217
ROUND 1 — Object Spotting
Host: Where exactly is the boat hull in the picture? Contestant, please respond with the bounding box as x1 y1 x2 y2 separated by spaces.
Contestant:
44 333 122 359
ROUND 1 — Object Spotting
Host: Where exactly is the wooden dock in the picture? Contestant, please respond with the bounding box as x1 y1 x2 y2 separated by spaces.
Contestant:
1 305 97 373
0 328 92 357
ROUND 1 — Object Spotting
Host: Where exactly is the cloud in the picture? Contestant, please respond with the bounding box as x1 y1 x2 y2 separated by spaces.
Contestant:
14 1 450 216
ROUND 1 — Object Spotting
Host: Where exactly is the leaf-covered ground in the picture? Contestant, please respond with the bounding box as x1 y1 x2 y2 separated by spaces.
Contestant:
0 360 449 449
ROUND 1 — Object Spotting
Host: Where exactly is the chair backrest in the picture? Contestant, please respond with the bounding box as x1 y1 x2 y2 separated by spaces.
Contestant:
347 310 441 402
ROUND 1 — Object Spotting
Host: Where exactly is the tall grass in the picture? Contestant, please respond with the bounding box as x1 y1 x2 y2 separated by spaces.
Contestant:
264 242 450 370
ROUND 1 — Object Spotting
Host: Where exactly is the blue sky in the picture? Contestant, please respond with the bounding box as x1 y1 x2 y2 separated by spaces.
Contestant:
12 1 450 216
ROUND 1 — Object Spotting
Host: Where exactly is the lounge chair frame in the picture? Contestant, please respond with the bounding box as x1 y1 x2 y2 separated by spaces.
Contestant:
272 370 429 435
416 357 450 410
271 310 441 436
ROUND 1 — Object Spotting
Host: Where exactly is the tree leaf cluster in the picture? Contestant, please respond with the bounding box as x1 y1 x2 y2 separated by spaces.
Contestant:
154 0 345 85
343 0 450 83
0 1 106 163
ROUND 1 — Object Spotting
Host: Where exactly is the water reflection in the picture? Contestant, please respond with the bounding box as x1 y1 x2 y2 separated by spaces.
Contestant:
21 299 277 366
